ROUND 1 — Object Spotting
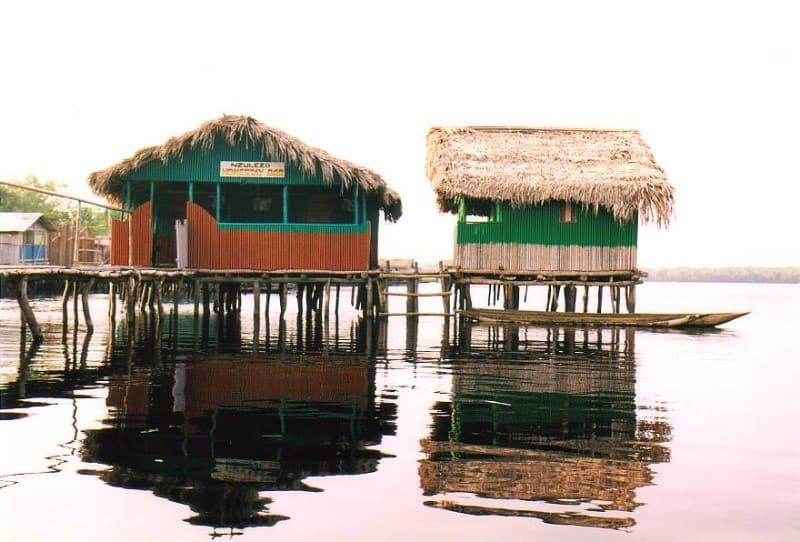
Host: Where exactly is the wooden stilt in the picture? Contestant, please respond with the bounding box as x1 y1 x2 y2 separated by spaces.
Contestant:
156 278 165 320
61 280 70 338
323 281 331 320
126 276 136 328
72 280 79 329
365 276 374 319
215 283 223 314
406 276 418 315
335 284 341 315
545 285 552 312
625 284 636 313
202 283 210 316
17 277 43 342
81 278 95 333
597 285 604 313
582 285 589 313
173 279 182 319
297 283 305 315
193 279 201 319
253 280 261 322
564 285 577 313
550 285 561 312
279 282 287 316
108 281 117 322
463 283 473 309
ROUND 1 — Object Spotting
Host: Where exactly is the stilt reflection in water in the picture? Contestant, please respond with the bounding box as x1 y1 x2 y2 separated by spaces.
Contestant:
423 322 670 530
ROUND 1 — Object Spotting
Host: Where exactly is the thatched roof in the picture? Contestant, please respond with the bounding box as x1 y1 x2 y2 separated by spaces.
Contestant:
426 126 673 225
89 115 402 221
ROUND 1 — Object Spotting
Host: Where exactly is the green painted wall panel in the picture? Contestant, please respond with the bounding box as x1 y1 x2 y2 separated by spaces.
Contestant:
121 137 332 186
456 201 637 247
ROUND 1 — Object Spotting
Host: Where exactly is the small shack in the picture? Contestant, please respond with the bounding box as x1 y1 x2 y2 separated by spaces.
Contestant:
89 115 402 270
426 127 673 273
0 212 56 265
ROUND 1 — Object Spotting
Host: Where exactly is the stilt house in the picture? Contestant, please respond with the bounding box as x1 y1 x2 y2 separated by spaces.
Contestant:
426 127 673 273
0 213 55 265
89 115 401 270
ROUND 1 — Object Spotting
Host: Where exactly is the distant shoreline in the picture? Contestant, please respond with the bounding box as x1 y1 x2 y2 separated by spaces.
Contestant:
644 267 800 284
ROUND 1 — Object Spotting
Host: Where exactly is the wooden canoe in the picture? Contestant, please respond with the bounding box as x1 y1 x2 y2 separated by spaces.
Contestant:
461 308 749 328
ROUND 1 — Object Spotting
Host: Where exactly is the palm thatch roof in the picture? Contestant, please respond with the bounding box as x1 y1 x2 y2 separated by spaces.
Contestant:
89 115 402 221
426 126 673 225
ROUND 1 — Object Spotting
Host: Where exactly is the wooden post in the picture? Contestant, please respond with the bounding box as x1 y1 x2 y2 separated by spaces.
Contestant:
564 285 577 313
597 285 604 313
324 281 331 321
253 280 261 322
439 262 451 315
582 285 589 313
297 283 305 315
549 285 560 312
17 277 43 342
264 283 272 319
108 281 117 320
193 279 201 319
70 280 79 332
545 285 552 312
323 280 331 343
156 278 165 320
127 209 133 267
365 276 374 319
253 280 261 349
126 276 136 326
202 283 210 316
406 277 418 315
279 282 287 316
334 284 341 315
625 284 636 314
61 280 70 337
305 282 314 315
614 286 622 314
463 283 473 310
173 279 182 319
81 278 95 333
73 200 81 265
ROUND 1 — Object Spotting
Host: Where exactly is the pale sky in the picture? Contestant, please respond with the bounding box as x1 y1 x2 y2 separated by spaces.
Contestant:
1 1 798 266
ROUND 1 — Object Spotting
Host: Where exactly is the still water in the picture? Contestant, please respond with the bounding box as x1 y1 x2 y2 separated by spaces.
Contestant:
0 282 798 541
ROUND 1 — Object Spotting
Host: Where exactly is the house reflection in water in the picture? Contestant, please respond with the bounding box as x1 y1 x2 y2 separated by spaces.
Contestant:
421 324 671 530
80 330 396 531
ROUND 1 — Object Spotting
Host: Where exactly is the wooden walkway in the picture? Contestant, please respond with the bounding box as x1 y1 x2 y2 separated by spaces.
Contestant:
0 262 644 343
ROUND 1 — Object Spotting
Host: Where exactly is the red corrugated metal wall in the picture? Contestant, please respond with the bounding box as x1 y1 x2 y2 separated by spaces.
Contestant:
186 202 370 270
110 202 152 266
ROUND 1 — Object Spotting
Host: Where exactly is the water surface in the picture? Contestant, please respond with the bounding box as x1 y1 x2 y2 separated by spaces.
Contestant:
0 282 798 541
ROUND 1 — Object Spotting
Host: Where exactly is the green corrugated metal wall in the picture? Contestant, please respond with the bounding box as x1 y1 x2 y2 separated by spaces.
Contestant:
457 201 637 247
121 137 332 185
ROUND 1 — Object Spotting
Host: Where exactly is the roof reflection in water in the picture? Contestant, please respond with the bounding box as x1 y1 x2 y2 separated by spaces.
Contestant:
79 312 396 531
422 323 671 530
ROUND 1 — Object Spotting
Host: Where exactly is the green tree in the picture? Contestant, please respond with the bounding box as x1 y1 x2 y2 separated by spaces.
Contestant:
0 176 109 235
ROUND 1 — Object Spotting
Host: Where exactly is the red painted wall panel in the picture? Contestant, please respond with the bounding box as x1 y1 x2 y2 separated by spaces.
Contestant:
186 202 370 270
110 202 152 266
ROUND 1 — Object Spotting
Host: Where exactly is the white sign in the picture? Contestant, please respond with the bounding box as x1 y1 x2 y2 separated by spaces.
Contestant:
220 161 285 178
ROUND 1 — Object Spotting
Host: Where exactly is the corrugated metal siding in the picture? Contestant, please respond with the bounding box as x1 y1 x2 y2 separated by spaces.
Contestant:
121 138 332 185
457 202 638 247
186 203 370 270
456 243 637 271
110 202 152 266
